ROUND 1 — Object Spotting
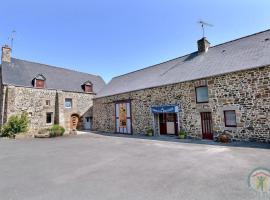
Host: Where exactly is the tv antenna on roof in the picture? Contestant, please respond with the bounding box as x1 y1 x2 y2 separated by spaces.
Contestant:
198 20 213 38
8 30 16 50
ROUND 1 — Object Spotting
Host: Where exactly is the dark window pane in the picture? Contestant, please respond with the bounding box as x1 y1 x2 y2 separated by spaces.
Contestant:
46 100 50 106
46 113 52 124
166 113 175 122
159 113 166 123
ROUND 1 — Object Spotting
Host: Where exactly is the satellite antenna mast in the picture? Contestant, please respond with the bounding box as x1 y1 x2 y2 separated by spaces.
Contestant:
198 21 213 38
8 30 16 50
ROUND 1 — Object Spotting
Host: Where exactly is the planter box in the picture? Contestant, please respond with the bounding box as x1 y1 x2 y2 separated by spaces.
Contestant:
179 135 186 139
34 132 50 138
15 134 33 139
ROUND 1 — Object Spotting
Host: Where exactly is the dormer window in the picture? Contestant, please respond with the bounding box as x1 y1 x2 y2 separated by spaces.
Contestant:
85 84 92 93
35 79 45 88
82 81 93 93
33 74 46 89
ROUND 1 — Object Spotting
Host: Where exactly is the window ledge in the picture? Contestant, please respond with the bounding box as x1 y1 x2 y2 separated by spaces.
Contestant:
196 101 209 104
224 126 237 131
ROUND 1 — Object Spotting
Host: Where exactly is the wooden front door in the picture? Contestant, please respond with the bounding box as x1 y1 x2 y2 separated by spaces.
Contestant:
200 112 213 140
115 101 132 134
159 113 167 135
159 113 178 135
71 115 79 130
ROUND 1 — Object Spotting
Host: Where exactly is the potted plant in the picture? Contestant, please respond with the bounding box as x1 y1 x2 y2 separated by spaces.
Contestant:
146 127 154 137
178 129 187 139
218 132 232 143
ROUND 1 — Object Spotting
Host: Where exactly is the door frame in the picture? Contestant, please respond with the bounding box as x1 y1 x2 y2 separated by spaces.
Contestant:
159 113 178 135
114 100 133 134
83 116 92 130
159 113 167 135
200 112 213 140
70 113 80 131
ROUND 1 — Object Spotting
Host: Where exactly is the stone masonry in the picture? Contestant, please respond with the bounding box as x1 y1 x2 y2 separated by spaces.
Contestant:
93 66 270 142
0 45 104 135
0 85 95 134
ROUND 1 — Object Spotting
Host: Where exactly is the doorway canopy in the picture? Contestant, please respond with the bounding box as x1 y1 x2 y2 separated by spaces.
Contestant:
151 105 180 136
151 105 179 114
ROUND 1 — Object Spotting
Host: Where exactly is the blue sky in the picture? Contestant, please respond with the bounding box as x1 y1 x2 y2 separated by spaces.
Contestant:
1 0 270 82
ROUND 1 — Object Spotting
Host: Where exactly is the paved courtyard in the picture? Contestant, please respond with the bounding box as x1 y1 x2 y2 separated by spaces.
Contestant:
0 133 270 200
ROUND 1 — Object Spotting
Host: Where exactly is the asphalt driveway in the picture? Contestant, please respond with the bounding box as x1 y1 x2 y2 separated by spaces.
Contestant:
0 133 269 200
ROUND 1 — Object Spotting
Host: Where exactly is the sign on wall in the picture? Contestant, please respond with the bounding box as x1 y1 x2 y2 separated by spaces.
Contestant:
115 101 132 134
119 103 127 128
151 105 179 114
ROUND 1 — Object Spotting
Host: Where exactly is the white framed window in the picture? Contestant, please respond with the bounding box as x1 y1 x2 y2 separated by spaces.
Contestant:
65 98 72 108
224 110 237 127
196 86 209 103
46 112 53 124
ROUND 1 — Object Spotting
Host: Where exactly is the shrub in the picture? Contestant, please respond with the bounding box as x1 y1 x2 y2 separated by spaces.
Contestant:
1 112 29 138
178 129 187 139
146 127 154 136
49 125 65 137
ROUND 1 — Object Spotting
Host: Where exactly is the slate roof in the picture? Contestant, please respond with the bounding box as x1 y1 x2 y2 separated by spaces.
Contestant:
1 58 105 93
96 29 270 98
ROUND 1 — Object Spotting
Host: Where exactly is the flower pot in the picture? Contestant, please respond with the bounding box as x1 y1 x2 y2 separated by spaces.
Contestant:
179 135 186 139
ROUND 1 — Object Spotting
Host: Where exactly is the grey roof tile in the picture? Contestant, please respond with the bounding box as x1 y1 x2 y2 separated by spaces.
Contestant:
1 58 105 93
97 29 270 98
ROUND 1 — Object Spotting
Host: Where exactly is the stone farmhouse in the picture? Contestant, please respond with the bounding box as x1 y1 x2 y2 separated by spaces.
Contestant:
93 30 270 142
0 46 105 134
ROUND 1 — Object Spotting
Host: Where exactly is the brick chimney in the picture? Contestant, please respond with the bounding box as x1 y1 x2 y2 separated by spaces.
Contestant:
197 37 210 53
1 45 11 63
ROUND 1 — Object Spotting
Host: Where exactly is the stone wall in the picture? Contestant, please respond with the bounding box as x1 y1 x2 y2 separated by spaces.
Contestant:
0 67 3 124
93 66 270 142
1 86 95 134
57 90 94 131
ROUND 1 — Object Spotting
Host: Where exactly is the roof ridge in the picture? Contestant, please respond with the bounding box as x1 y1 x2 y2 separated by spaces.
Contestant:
111 29 270 80
209 28 270 49
111 53 191 80
12 57 100 77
